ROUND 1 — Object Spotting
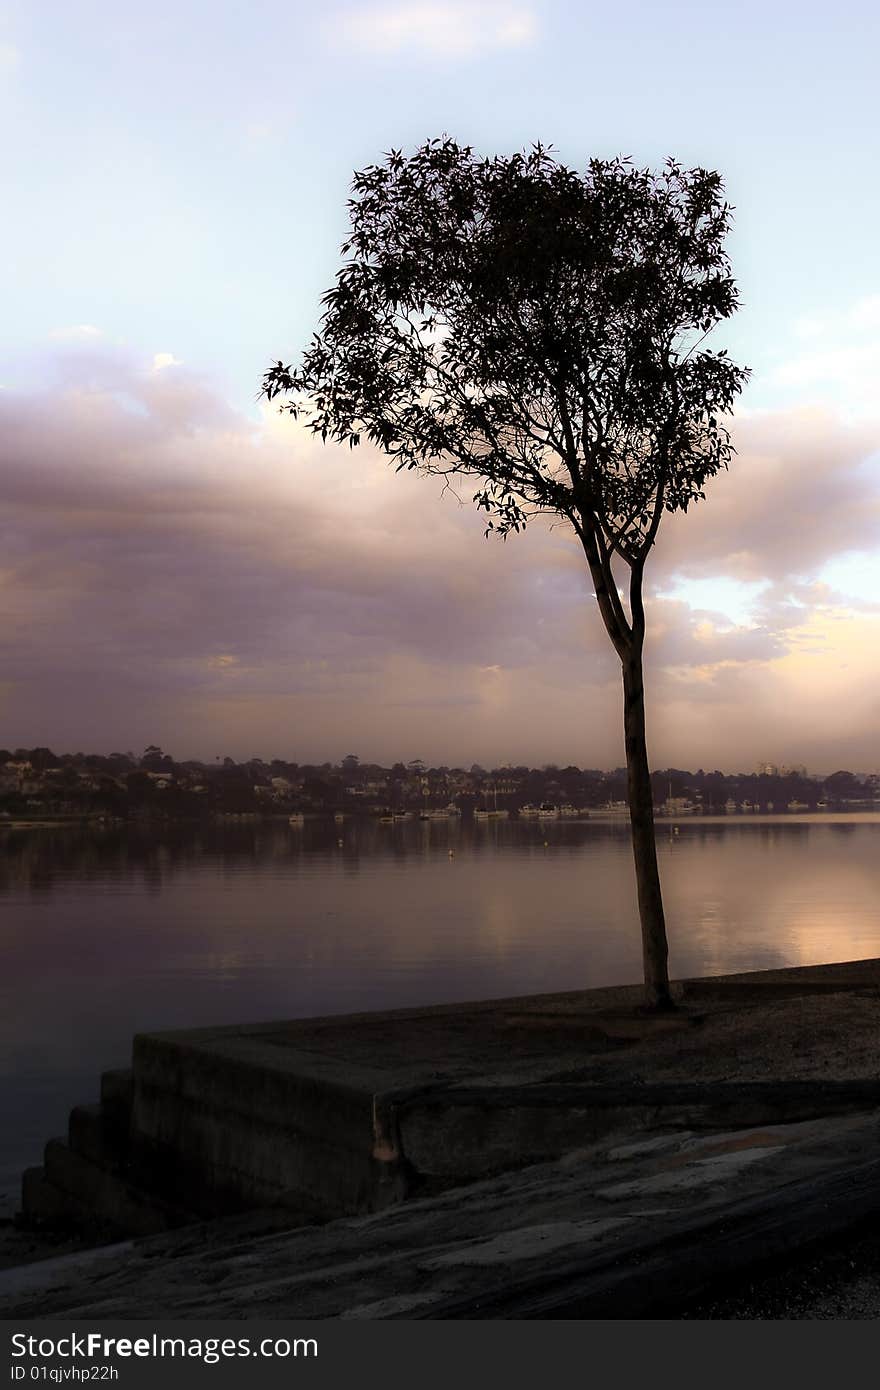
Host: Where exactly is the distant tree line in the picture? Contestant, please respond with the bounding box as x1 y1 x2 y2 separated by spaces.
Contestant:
0 747 876 821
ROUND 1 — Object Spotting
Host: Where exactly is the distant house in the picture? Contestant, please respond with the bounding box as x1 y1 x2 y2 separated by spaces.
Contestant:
144 772 174 790
1 760 33 792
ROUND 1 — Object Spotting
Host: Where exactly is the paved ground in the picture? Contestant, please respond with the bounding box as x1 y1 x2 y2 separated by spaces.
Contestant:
129 957 880 1091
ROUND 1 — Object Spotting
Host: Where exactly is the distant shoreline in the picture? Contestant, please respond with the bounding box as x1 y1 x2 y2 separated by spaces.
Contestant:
2 808 879 831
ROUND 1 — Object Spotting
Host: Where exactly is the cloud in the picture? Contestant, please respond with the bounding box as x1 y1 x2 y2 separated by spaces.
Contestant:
328 2 537 57
763 293 880 419
152 352 182 371
0 343 877 770
849 295 880 331
48 325 104 341
652 406 880 585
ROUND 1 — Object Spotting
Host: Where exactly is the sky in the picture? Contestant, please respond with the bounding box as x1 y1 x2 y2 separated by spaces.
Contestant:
1 0 878 773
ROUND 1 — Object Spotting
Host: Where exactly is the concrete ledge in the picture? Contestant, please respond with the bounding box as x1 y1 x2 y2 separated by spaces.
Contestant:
387 1078 880 1181
19 957 880 1241
130 1034 406 1217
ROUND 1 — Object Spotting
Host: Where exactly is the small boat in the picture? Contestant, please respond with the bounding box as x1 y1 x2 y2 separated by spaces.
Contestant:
537 803 560 819
519 803 540 817
288 812 305 826
334 812 345 823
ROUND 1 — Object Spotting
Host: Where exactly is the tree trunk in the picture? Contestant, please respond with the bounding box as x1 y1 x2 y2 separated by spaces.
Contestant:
622 650 673 1009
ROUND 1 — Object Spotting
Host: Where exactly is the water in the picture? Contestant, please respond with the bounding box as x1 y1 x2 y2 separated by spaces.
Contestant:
2 813 879 1191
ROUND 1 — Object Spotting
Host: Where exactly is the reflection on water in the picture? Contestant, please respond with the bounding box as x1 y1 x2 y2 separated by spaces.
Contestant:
1 814 879 1188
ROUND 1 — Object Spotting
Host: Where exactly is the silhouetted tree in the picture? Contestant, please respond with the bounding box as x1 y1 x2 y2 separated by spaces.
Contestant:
824 770 863 805
27 747 60 771
302 775 332 806
125 771 157 806
141 745 173 772
263 139 748 1007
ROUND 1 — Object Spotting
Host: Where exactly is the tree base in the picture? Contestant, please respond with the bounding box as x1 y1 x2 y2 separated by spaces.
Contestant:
640 993 678 1014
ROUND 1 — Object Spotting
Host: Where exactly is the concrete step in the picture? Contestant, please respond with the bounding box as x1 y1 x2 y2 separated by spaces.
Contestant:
68 1104 128 1167
20 1166 91 1229
42 1139 196 1239
100 1068 133 1119
130 1033 397 1219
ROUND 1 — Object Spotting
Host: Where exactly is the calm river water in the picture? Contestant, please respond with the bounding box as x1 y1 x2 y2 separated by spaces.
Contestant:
2 813 879 1193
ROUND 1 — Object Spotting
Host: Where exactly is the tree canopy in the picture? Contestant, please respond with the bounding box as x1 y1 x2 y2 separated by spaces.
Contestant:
263 138 748 658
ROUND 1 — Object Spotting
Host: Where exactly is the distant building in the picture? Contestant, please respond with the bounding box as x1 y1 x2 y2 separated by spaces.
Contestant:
0 760 33 791
144 772 174 789
755 761 808 778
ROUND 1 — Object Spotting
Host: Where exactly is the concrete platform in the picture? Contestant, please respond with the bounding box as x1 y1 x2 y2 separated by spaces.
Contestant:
18 957 880 1243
